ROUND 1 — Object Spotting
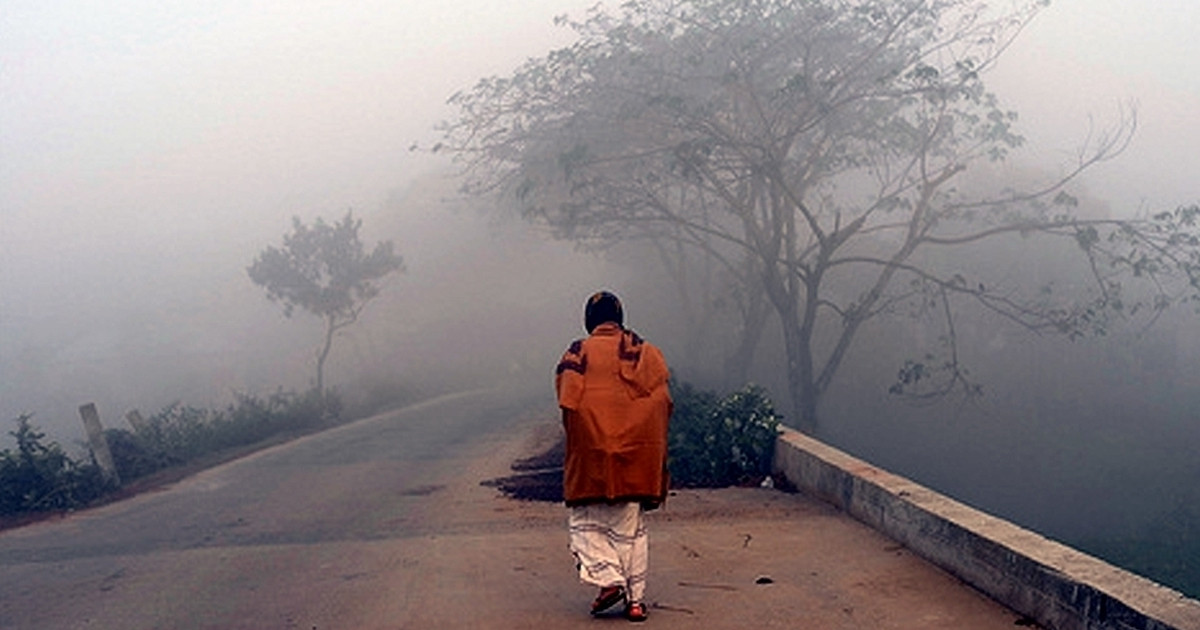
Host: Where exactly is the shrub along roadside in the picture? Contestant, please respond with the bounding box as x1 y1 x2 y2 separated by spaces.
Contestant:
0 414 110 516
667 382 782 488
0 388 341 520
105 388 340 482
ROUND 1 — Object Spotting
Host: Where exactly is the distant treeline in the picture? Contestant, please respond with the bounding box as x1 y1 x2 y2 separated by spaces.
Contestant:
0 389 340 520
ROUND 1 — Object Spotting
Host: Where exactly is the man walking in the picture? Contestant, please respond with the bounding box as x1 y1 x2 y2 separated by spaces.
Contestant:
555 291 672 622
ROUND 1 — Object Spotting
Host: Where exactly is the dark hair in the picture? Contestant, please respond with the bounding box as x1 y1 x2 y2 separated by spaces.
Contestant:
585 291 623 333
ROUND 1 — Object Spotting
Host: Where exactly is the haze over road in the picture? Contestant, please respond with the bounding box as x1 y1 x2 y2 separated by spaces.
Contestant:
0 387 544 629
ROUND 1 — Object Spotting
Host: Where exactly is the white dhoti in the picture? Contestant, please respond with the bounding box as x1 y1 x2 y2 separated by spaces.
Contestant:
567 502 648 602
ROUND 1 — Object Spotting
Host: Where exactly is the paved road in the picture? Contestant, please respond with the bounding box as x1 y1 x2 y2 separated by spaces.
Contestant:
0 386 1026 629
0 387 544 629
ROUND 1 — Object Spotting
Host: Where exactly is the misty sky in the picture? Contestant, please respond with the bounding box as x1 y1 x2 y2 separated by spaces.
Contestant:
2 0 1199 434
4 1 1198 254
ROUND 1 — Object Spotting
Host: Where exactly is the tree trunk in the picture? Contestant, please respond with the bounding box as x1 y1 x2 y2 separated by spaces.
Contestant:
762 265 821 434
316 315 336 392
779 313 820 435
793 373 820 436
722 287 770 389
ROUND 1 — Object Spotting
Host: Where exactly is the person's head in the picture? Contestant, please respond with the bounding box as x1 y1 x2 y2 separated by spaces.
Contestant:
584 291 624 333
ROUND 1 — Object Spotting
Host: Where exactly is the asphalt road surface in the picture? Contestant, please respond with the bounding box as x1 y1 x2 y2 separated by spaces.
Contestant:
0 385 1025 629
0 387 546 629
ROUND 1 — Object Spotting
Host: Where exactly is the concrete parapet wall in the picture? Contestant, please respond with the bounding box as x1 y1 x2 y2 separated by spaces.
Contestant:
772 427 1200 630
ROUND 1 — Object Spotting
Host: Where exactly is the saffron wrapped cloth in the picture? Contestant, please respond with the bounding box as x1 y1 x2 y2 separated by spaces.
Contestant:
555 322 672 507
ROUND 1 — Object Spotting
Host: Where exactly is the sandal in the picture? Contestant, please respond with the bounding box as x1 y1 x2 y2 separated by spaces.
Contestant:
591 585 625 615
626 601 649 622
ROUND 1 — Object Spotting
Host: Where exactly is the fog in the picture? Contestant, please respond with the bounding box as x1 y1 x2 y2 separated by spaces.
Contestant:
2 0 1199 590
2 0 602 438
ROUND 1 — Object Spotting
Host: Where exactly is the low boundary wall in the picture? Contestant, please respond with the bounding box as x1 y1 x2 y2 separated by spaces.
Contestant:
772 427 1200 630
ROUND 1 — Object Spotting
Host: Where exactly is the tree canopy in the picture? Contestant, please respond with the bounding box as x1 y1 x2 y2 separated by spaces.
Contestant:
439 0 1200 432
248 212 404 392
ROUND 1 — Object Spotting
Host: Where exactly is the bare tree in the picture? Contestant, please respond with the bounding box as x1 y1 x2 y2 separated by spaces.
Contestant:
439 0 1199 432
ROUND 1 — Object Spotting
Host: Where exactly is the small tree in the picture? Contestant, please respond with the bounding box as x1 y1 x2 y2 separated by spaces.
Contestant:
248 211 404 392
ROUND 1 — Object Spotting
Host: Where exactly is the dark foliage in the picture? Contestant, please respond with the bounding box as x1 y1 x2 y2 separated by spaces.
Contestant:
1 389 341 518
668 382 781 488
0 415 109 516
107 388 341 483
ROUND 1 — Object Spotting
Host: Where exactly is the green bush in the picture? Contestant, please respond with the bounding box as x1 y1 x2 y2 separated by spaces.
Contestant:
0 415 109 516
1 389 342 518
138 403 217 464
103 427 170 480
108 388 341 483
668 382 782 488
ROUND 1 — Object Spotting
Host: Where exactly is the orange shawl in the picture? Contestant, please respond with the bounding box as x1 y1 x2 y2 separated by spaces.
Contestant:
556 322 672 506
